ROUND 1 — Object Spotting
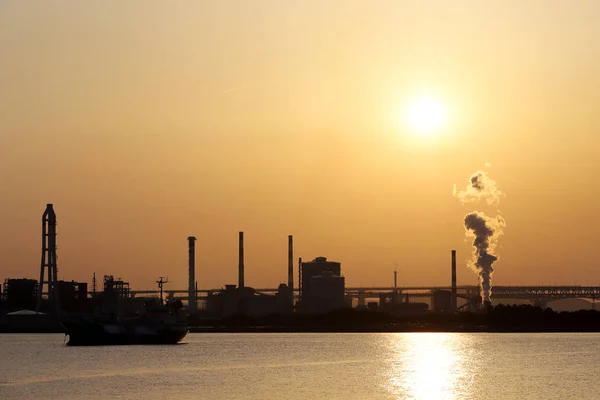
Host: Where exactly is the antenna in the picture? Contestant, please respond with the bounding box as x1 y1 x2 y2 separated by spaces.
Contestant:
156 276 169 305
92 272 97 295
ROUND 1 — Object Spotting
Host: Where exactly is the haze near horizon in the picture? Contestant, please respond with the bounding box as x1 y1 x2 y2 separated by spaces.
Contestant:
1 1 599 290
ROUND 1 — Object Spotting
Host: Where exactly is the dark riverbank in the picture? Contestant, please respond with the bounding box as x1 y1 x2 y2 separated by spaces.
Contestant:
187 305 600 333
188 325 600 333
4 304 600 334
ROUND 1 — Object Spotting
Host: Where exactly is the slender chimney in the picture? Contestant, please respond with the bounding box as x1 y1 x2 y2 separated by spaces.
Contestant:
188 236 197 313
288 235 293 291
238 231 245 289
298 257 303 300
451 250 457 311
393 269 399 305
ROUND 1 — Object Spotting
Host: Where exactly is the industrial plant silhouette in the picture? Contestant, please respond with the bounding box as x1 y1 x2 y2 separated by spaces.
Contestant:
2 204 600 334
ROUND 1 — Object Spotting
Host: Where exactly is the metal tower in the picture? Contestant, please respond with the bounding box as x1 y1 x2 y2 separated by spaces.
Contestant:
37 204 59 312
92 272 97 296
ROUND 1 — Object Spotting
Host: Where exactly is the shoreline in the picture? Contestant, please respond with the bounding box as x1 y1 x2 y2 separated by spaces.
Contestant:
3 328 600 334
188 326 600 333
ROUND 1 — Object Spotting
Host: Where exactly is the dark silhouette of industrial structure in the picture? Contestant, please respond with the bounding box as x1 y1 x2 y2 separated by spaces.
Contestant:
287 235 294 303
203 232 294 318
4 203 600 335
238 231 244 289
37 204 58 312
452 249 457 310
297 257 346 313
3 278 37 311
187 236 197 314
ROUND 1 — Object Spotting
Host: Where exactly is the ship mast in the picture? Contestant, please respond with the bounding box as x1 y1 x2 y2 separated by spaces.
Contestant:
156 277 169 305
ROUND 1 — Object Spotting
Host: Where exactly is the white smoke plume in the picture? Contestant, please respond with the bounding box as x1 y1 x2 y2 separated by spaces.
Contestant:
455 169 506 303
464 212 506 302
453 170 504 206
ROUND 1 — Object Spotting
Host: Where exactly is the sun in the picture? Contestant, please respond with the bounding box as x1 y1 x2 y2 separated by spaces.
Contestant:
404 94 447 136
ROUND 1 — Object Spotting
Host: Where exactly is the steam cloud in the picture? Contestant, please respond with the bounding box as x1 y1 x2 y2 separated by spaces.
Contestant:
464 212 506 302
453 170 504 205
455 168 506 303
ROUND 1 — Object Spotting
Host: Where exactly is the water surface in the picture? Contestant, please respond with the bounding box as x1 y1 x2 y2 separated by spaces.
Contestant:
1 333 598 399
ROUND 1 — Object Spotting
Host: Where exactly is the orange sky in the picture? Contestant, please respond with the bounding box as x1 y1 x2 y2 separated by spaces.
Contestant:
1 1 599 290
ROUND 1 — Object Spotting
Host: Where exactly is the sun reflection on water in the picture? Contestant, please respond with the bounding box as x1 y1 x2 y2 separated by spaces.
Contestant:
386 333 469 400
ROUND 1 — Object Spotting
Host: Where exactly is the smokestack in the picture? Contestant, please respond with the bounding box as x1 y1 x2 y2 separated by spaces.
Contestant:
451 250 457 311
238 231 244 289
288 235 293 291
188 236 197 313
298 257 303 300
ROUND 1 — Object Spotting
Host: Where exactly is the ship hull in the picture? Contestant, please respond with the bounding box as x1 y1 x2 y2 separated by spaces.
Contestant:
63 319 188 346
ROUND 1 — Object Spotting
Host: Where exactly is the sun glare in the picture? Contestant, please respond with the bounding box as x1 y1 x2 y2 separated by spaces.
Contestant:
404 94 447 136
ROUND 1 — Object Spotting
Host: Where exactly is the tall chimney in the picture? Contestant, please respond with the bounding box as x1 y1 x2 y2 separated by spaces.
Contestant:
288 235 294 291
451 250 457 311
298 257 303 300
188 236 197 313
238 231 245 289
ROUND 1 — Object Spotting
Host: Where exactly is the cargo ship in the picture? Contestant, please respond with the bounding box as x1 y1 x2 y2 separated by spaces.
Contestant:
62 307 188 346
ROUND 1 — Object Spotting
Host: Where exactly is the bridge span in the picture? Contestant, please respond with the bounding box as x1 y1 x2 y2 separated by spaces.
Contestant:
129 285 600 305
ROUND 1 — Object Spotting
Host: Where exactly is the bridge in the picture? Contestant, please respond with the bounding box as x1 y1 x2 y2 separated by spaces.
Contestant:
128 285 600 308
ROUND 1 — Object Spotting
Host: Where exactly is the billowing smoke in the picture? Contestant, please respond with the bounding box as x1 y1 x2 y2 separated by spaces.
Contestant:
464 212 506 302
453 170 504 205
455 168 506 303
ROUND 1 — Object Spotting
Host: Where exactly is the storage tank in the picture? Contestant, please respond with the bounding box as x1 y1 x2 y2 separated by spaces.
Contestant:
300 257 341 301
307 271 346 313
3 279 37 311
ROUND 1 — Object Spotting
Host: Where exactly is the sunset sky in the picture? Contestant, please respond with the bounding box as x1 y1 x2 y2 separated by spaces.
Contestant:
1 1 599 291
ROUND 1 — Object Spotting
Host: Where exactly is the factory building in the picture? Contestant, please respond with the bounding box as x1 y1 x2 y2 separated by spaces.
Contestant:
378 293 429 316
95 275 135 316
298 257 346 313
277 283 294 314
203 231 296 318
57 281 88 313
307 271 346 313
380 300 429 316
431 290 453 313
300 257 341 300
205 284 291 318
238 292 280 317
2 278 38 312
